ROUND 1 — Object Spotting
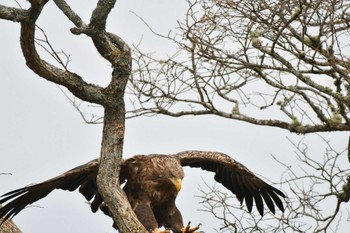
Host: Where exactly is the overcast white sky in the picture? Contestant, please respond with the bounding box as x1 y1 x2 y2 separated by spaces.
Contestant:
0 1 349 232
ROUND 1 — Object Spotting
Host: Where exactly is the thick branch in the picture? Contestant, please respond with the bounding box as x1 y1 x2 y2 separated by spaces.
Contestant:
19 3 107 105
0 5 30 22
53 0 86 27
98 106 146 232
90 0 116 29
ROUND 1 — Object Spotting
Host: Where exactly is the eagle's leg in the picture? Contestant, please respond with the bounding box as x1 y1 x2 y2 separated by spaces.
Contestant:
133 203 159 232
181 221 201 233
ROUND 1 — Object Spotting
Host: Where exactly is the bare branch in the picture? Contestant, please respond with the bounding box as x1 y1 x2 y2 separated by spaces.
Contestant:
129 0 350 134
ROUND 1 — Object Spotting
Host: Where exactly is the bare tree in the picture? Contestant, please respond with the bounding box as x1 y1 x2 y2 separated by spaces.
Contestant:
0 0 146 232
130 0 350 134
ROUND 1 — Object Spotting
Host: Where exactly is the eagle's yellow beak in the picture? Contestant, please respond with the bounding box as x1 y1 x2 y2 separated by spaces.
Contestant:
170 178 182 192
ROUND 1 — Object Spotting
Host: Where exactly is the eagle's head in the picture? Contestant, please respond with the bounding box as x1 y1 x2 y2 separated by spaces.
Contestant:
152 156 184 193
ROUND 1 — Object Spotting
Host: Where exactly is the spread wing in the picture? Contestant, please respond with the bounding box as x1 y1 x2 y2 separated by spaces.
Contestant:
176 151 285 215
0 159 105 223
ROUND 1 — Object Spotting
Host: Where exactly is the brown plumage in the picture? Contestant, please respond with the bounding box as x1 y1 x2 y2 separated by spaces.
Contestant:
0 151 285 232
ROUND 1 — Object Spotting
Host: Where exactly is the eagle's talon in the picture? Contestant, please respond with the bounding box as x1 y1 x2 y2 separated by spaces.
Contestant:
181 221 201 233
152 228 171 233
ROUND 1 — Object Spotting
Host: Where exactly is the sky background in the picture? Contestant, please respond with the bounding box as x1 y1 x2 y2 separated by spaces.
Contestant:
0 1 349 232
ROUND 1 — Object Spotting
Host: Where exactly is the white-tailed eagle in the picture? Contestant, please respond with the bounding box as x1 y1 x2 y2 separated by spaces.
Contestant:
0 151 285 232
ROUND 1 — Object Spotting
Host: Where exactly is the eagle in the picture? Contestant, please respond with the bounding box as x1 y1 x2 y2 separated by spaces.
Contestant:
0 151 285 232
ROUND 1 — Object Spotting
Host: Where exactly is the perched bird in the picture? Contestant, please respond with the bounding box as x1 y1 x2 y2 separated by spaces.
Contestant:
0 151 285 232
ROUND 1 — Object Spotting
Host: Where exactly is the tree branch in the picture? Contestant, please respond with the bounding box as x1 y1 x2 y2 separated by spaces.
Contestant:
19 4 107 105
0 4 29 22
53 0 86 27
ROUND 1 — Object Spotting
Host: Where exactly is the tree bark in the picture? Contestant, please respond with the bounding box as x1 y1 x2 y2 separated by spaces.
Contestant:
0 205 21 233
97 106 146 232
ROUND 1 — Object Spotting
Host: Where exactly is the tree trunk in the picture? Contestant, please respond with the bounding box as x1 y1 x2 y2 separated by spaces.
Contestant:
97 104 147 232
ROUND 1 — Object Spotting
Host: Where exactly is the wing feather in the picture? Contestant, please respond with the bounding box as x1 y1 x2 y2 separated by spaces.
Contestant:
176 151 285 215
260 190 275 214
252 188 264 216
0 159 99 223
